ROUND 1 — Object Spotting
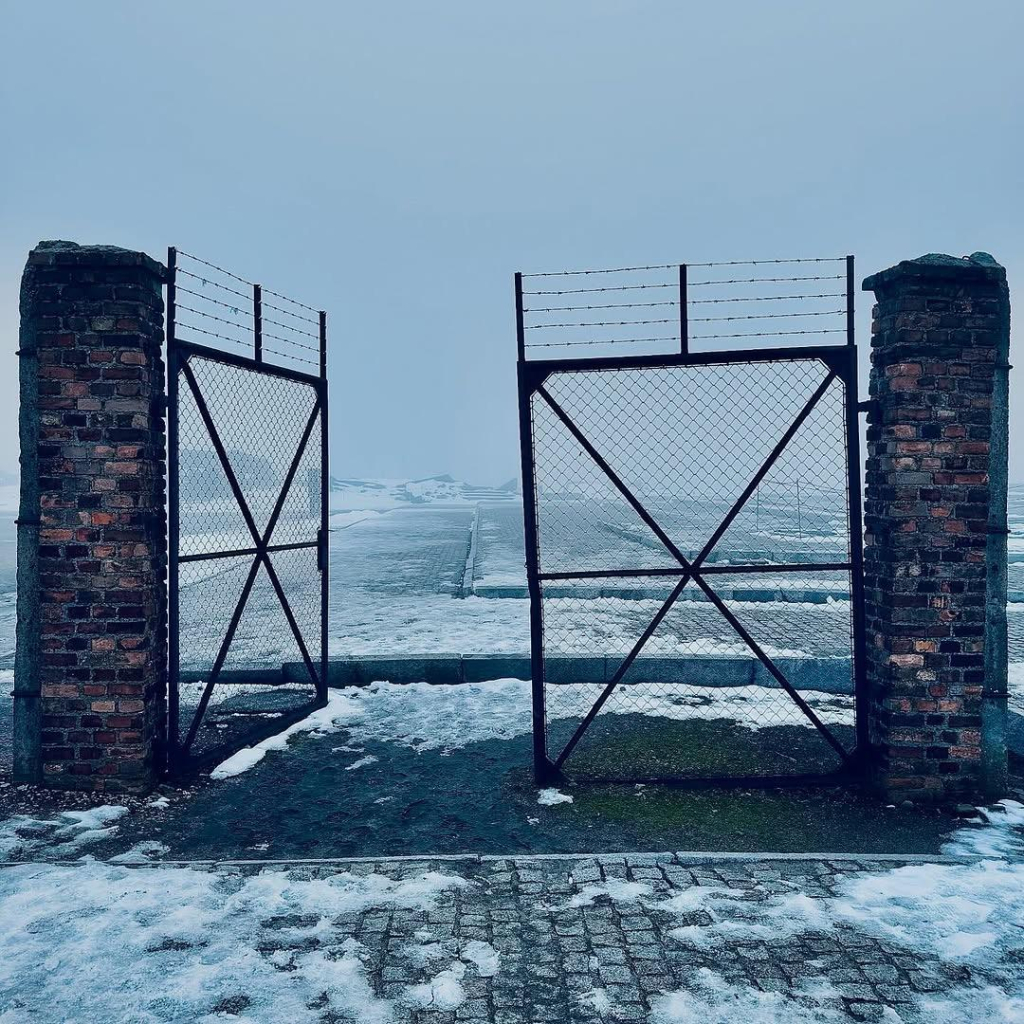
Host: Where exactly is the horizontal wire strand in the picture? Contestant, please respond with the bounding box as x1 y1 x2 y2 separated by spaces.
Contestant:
174 303 252 333
689 292 846 305
690 328 846 340
524 335 679 348
261 315 319 340
263 345 318 366
176 250 253 286
522 256 846 278
174 285 253 317
689 274 844 287
175 267 252 302
692 309 845 323
524 299 680 313
525 318 677 330
176 251 321 319
522 263 675 278
262 286 320 314
261 300 320 326
524 283 676 296
175 320 251 348
262 331 320 353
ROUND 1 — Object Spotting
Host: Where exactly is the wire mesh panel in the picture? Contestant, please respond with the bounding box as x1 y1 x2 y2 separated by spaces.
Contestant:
516 257 867 784
167 249 329 770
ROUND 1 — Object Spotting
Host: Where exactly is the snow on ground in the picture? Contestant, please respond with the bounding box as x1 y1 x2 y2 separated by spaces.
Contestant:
0 864 470 1023
537 788 573 807
0 806 127 860
208 680 856 779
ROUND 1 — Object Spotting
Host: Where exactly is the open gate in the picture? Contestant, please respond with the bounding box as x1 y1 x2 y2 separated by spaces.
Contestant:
516 256 868 785
166 249 329 771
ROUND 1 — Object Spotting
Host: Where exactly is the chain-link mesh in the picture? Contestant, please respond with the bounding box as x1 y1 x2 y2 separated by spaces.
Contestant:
527 356 859 780
172 350 324 762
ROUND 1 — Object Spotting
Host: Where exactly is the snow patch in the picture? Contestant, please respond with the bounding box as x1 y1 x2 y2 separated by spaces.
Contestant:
537 788 573 806
405 960 466 1010
565 880 653 908
0 862 469 1022
0 805 128 860
461 939 500 977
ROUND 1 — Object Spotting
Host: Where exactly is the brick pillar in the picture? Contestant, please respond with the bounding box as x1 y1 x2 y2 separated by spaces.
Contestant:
15 241 167 792
862 253 1010 803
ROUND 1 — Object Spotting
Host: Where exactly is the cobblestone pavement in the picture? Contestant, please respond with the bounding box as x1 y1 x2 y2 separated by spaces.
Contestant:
332 854 1020 1023
47 851 1004 1024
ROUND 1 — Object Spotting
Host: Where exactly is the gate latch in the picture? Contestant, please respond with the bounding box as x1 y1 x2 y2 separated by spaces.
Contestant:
317 528 328 572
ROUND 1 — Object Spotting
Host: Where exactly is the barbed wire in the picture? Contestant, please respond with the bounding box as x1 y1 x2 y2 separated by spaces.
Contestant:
690 328 846 340
177 250 253 286
524 299 680 313
524 335 678 349
689 275 844 287
175 285 252 318
523 264 675 278
176 250 322 319
262 286 320 314
522 256 846 278
262 331 320 354
264 345 317 367
690 292 846 306
261 300 320 327
175 320 250 348
524 283 676 296
175 267 251 303
692 309 845 323
525 318 677 330
261 314 320 340
177 321 318 367
175 303 253 334
688 257 846 268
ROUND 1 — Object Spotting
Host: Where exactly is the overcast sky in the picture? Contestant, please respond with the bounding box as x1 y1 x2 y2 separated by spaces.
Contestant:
1 1 1022 484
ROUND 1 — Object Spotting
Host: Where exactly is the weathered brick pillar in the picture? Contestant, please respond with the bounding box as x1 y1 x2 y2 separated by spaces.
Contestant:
862 253 1010 803
15 241 167 792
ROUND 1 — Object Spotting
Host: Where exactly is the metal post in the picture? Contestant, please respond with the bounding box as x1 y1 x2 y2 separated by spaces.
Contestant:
679 264 688 354
846 255 855 347
253 283 263 363
514 273 526 362
318 310 329 703
844 342 870 768
166 246 180 770
516 367 551 781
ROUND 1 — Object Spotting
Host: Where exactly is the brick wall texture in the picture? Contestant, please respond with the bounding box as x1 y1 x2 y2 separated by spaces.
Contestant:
19 241 167 791
862 253 1010 801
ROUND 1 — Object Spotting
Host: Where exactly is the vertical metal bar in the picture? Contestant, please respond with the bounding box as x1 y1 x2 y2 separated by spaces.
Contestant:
517 363 550 782
843 341 870 766
318 310 329 702
679 264 688 354
846 255 855 347
514 273 526 362
253 283 263 363
165 247 180 771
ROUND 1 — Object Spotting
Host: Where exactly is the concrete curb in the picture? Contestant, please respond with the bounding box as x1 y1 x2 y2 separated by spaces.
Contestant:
0 850 976 870
282 653 856 694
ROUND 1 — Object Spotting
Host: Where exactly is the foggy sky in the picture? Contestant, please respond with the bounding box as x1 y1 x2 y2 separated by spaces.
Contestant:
2 1 1022 485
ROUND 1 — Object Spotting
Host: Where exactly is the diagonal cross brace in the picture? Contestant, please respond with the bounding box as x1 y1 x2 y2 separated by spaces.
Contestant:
536 368 850 768
179 359 322 753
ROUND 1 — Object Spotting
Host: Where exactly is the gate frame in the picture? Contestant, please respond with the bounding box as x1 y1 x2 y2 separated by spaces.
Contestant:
165 247 330 773
515 259 869 787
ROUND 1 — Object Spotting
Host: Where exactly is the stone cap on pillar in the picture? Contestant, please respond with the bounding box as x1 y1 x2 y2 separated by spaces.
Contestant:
863 252 1006 292
28 239 167 278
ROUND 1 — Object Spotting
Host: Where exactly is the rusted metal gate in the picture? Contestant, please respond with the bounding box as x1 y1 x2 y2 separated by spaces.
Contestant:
166 249 329 770
515 256 867 785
